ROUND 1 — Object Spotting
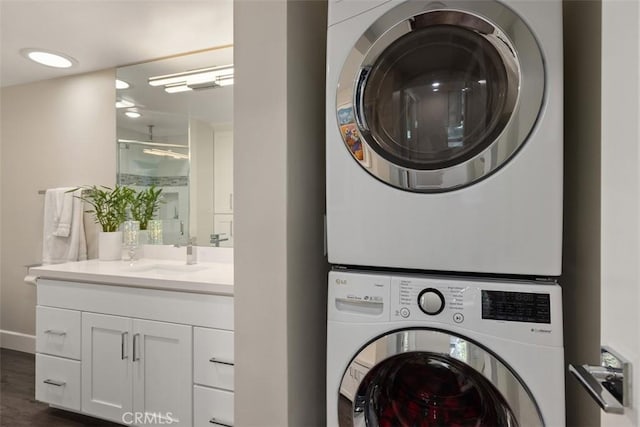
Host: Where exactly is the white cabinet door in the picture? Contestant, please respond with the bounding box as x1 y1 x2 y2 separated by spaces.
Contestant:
36 354 81 411
193 327 234 391
36 306 81 359
214 130 233 214
81 312 133 423
132 319 192 426
193 385 234 427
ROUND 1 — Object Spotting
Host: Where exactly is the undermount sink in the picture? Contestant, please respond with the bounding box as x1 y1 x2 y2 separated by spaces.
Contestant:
127 263 209 275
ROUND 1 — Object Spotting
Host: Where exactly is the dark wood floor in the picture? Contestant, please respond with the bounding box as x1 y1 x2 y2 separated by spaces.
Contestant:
1 348 121 426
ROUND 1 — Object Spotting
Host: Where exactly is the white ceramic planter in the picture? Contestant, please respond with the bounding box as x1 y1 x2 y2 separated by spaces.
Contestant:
98 231 123 261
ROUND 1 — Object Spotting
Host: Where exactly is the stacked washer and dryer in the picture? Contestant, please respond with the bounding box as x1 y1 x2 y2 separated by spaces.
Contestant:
325 0 565 426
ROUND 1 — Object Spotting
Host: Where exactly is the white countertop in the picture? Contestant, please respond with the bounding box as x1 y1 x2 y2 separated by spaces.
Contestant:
29 258 234 296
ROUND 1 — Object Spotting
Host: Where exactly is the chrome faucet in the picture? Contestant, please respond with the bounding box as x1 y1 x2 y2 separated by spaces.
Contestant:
210 233 229 247
186 238 197 265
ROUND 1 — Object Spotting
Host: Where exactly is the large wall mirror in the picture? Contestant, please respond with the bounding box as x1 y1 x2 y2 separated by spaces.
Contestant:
116 46 233 247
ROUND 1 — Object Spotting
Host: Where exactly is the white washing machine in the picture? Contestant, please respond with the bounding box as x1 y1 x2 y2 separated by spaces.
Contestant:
327 270 565 426
326 0 563 275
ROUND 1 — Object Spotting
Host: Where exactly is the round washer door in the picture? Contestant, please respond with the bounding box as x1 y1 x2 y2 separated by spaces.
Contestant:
338 329 544 426
336 1 544 192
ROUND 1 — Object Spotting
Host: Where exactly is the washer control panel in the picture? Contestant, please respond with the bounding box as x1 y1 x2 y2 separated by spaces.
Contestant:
393 277 467 324
329 270 563 347
388 275 561 346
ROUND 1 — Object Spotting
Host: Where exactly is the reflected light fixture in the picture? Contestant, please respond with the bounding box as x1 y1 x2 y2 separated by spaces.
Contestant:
125 111 141 119
116 99 135 109
164 83 193 94
21 48 76 68
116 79 130 89
148 65 234 93
143 148 188 159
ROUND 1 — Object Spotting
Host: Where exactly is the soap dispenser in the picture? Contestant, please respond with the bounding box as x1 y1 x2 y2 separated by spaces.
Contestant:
186 237 198 265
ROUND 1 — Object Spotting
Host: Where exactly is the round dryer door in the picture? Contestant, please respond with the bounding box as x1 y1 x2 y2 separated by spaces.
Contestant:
336 1 544 192
338 329 544 427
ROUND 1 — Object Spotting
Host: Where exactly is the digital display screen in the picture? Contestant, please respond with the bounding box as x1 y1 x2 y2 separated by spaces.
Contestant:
481 290 551 323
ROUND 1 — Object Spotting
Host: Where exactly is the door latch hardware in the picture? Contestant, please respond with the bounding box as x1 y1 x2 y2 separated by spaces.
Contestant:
569 346 632 414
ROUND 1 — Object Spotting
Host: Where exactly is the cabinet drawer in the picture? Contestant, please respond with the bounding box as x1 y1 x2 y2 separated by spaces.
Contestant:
193 385 234 427
36 306 81 360
35 353 81 411
194 327 234 391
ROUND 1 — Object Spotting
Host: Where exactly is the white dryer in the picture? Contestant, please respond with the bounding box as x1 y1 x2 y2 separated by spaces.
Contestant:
326 0 563 275
327 270 565 426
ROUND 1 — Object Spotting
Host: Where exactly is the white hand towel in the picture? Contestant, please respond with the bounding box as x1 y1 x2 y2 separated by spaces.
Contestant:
52 190 74 237
42 188 88 264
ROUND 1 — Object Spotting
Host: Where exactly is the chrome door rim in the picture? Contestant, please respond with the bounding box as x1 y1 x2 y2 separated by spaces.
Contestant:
339 328 544 427
335 1 545 192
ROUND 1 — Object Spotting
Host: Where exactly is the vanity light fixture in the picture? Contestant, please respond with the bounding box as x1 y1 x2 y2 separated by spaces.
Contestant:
148 65 234 93
143 148 189 160
125 111 141 119
116 79 131 90
21 48 76 68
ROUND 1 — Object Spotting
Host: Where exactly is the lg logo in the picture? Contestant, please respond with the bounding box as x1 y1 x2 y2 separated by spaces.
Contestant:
335 279 347 285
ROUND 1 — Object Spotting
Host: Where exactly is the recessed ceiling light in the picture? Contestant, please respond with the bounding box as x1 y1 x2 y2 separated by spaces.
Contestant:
116 79 131 90
20 48 76 69
125 111 141 119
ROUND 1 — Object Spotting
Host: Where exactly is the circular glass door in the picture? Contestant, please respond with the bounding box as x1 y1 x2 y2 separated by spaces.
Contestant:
338 329 544 427
336 2 544 192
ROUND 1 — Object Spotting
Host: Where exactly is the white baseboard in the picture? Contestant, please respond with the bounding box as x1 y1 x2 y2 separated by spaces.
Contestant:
1 329 36 354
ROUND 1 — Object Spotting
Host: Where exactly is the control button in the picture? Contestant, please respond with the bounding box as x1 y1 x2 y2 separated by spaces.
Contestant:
453 313 464 323
400 307 410 318
417 288 445 315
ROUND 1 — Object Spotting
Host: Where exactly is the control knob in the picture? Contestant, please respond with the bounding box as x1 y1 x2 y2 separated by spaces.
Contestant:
418 288 445 315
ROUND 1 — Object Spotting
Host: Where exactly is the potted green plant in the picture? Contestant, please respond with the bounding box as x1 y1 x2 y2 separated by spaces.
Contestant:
75 185 135 260
130 185 163 231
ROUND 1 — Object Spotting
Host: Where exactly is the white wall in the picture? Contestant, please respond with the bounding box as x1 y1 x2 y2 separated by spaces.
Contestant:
285 1 328 424
235 2 288 423
562 2 602 425
234 0 328 425
0 69 116 352
601 0 640 425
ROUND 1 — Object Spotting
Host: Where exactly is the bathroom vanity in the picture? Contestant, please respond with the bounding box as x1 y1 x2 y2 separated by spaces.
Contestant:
29 255 234 427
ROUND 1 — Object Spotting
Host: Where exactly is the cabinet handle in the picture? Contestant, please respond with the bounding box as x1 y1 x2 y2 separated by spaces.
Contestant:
133 333 140 362
121 332 128 360
43 379 66 387
209 357 234 366
44 329 67 336
209 418 233 427
229 220 233 238
229 194 233 211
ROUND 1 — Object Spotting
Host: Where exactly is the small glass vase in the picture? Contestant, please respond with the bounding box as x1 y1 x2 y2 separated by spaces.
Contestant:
148 219 163 245
123 220 140 262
